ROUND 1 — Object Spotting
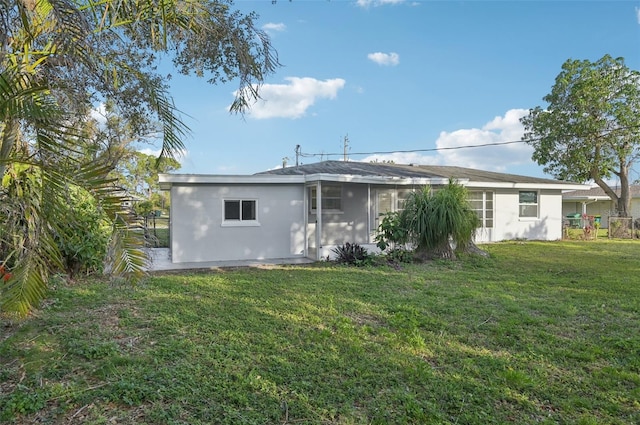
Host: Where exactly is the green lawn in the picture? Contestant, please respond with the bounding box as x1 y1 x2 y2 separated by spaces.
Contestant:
1 241 639 424
149 227 169 248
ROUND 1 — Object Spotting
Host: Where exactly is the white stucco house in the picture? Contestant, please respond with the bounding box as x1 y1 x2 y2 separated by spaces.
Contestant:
158 161 589 264
562 185 640 228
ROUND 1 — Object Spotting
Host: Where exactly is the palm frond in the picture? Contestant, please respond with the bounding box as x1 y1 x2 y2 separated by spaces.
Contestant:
0 249 49 315
104 215 148 283
0 164 63 315
0 70 56 122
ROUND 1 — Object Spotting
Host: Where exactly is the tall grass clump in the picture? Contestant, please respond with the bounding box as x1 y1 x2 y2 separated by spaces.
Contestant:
377 180 482 261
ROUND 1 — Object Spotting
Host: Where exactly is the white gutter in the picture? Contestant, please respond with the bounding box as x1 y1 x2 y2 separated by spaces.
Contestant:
158 173 305 190
159 173 589 191
562 196 611 201
465 182 591 190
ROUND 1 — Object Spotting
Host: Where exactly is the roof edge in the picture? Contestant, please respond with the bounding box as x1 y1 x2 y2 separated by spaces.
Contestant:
158 174 305 190
159 173 589 191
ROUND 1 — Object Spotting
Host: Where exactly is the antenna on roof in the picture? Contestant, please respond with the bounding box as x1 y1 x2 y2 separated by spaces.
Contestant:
343 134 350 162
295 144 301 167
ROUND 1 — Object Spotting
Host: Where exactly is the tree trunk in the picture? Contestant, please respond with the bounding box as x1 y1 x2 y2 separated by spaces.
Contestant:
461 240 490 257
0 118 17 177
592 173 630 217
414 241 456 262
617 165 631 217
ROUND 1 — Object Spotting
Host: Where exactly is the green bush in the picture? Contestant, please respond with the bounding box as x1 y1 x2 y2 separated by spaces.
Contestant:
374 211 408 251
385 247 414 264
55 187 110 277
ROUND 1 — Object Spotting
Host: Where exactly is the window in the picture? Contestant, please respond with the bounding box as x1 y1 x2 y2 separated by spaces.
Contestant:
224 199 257 223
310 185 342 212
396 189 413 212
377 188 416 216
519 191 538 218
468 191 494 228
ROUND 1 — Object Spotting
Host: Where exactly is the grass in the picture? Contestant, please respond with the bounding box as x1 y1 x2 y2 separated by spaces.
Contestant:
149 227 169 247
1 240 639 424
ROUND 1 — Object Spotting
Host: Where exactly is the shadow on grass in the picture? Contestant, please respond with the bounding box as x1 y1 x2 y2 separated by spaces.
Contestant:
1 241 639 424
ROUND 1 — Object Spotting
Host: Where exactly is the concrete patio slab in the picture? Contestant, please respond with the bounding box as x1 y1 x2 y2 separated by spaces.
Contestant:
146 248 315 272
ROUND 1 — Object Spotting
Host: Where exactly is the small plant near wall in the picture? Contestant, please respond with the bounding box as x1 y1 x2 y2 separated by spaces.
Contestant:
374 212 408 252
581 214 600 240
332 243 372 266
374 213 414 266
385 248 414 264
593 221 601 239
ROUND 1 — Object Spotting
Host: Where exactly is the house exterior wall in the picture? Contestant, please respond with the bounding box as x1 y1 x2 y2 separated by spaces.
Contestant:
562 199 640 228
309 183 369 247
312 185 566 259
168 181 569 263
562 201 613 227
365 186 565 243
492 189 564 241
170 184 305 263
632 200 640 221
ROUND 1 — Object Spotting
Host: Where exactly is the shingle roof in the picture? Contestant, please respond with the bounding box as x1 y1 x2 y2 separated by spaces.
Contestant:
563 185 640 199
258 160 570 185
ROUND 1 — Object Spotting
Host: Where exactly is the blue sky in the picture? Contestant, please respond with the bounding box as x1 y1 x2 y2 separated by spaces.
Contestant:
150 0 640 180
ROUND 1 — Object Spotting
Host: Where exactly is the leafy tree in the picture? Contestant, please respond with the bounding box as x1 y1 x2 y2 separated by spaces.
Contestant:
79 103 177 213
0 0 278 315
134 200 154 218
521 55 640 217
119 151 180 208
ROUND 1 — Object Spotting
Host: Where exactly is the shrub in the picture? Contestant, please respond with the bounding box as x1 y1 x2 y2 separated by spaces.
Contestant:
398 181 480 260
332 242 372 266
375 211 408 251
385 248 414 264
55 187 110 278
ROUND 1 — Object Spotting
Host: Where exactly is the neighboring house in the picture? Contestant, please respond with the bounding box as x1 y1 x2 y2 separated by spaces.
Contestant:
114 190 144 210
159 161 588 264
562 185 640 227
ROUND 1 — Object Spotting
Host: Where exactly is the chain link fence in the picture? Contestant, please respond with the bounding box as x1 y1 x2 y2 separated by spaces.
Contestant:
142 215 170 247
607 217 638 239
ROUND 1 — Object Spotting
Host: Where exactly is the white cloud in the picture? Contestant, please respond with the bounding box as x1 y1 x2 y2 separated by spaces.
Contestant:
138 147 163 157
636 7 640 24
361 109 534 172
262 22 286 35
367 52 400 66
90 103 107 124
240 77 346 119
435 108 531 172
357 0 405 8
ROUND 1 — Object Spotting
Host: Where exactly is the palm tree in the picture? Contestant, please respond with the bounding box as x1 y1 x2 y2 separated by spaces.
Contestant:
0 0 278 314
399 180 481 261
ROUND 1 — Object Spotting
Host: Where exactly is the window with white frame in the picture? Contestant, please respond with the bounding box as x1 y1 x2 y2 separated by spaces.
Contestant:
396 189 413 212
518 191 538 218
310 185 342 212
376 188 416 217
468 191 494 228
224 199 257 222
